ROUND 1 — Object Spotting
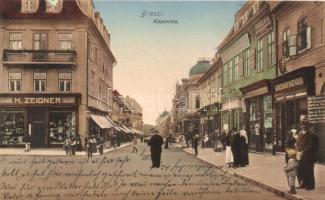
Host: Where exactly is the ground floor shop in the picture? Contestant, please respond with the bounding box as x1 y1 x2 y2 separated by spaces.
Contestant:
0 93 81 148
240 80 273 153
220 99 242 133
272 67 315 152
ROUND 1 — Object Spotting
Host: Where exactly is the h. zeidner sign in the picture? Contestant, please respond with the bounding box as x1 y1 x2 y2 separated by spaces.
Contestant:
14 97 62 104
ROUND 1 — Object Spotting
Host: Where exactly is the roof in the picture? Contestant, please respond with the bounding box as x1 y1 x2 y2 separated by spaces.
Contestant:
189 60 211 77
0 0 87 19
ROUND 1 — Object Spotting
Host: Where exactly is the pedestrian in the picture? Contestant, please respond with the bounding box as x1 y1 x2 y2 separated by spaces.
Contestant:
87 135 97 158
64 137 72 155
164 137 169 149
231 127 241 168
285 129 297 163
192 134 199 156
225 131 233 167
75 133 82 152
148 130 164 168
239 126 249 166
132 136 138 153
283 149 298 194
221 130 227 150
296 121 317 190
24 133 31 152
71 136 76 155
98 136 104 155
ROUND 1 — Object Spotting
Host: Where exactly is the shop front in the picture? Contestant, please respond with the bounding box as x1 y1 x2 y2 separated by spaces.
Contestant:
0 93 80 148
272 67 315 152
221 99 242 133
240 80 273 153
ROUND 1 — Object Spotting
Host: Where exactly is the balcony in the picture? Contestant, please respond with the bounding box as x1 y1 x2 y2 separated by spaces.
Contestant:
2 49 76 67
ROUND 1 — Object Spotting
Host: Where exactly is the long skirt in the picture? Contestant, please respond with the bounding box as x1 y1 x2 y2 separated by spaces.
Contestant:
225 146 233 164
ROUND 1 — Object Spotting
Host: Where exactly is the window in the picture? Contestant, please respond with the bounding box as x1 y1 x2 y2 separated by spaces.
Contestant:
0 108 25 145
8 73 22 92
195 95 200 109
33 33 48 50
283 29 290 58
297 18 311 51
233 56 239 81
33 72 46 92
59 72 71 92
243 49 250 76
22 0 36 13
49 111 76 144
9 33 23 50
46 0 60 13
228 62 233 83
223 63 228 85
91 72 95 94
268 31 275 65
58 33 72 50
257 39 263 70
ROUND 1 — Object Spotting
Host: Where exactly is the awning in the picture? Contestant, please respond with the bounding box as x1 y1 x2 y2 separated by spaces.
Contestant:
122 125 133 134
105 117 121 131
90 115 112 129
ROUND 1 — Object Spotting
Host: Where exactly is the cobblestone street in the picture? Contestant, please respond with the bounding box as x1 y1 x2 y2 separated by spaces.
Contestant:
0 143 285 200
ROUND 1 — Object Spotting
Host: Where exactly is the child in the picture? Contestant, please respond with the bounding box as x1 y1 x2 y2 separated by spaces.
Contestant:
283 149 298 194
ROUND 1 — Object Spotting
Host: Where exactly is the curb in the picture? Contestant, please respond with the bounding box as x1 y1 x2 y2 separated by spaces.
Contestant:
178 146 305 200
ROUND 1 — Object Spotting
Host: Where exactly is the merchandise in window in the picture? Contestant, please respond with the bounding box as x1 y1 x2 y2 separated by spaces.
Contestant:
49 111 76 144
0 108 25 145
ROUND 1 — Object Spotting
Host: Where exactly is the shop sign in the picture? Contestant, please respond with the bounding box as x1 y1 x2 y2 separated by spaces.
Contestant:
308 96 325 123
245 86 268 99
14 97 62 104
275 77 304 92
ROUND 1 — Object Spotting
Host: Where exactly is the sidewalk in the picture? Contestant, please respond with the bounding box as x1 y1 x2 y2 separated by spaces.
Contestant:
176 144 325 200
0 142 131 156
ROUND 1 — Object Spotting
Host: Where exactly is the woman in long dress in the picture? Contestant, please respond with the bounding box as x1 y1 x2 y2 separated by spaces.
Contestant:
239 126 249 166
225 131 233 167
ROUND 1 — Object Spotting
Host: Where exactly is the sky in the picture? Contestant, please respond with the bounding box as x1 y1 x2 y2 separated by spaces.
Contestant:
94 1 244 125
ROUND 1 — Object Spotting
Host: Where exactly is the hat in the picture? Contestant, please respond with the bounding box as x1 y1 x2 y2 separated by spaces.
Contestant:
287 149 297 159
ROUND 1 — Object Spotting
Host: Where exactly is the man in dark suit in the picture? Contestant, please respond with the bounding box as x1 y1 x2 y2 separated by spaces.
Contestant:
296 121 318 190
148 130 164 168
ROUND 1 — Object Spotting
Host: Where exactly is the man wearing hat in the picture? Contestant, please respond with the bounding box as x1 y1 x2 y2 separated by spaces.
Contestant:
296 120 317 190
192 134 199 156
148 130 164 168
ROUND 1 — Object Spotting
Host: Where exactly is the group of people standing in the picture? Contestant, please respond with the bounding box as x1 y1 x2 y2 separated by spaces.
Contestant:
283 121 319 194
224 127 249 168
63 134 82 155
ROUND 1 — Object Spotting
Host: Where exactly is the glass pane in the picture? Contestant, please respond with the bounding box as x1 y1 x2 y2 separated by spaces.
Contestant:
34 80 39 92
16 81 21 91
0 108 25 145
49 112 76 144
41 80 46 91
66 80 71 91
9 81 15 91
59 80 64 91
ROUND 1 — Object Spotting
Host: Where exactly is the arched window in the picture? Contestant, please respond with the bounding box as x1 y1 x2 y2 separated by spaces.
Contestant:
45 0 63 13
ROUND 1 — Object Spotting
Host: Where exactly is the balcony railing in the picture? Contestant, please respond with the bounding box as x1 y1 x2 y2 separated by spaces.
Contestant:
2 49 76 66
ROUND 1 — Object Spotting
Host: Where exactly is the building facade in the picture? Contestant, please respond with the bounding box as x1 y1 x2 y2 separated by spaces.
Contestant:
0 0 116 147
270 2 325 160
219 1 276 152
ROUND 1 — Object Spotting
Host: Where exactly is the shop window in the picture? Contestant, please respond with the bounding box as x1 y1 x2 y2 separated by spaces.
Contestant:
58 33 72 50
268 31 275 65
263 96 273 151
0 108 25 145
59 72 71 92
21 0 37 13
297 18 311 52
8 72 22 92
243 49 250 76
282 29 290 58
33 33 48 50
33 72 46 92
257 39 263 70
49 111 76 144
9 33 23 50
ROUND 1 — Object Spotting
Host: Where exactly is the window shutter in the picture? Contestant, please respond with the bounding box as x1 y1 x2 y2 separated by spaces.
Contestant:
307 26 311 49
238 57 244 77
288 35 297 56
249 49 256 70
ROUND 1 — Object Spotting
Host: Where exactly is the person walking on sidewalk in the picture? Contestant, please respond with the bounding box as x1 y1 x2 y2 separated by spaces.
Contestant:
225 131 233 167
164 136 169 149
231 128 241 168
132 136 138 153
283 149 298 194
239 126 249 166
192 134 199 156
296 121 317 190
148 130 163 168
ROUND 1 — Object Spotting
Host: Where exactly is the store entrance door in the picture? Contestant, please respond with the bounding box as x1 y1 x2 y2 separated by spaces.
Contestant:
29 107 48 148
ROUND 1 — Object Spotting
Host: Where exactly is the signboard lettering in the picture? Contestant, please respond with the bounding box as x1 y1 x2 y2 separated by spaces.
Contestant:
13 97 63 104
308 95 325 123
275 77 304 92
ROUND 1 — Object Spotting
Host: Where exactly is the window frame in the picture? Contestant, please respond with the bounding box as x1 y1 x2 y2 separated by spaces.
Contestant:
268 31 275 65
243 49 250 76
8 72 22 92
58 33 72 50
33 32 48 50
257 39 263 70
33 72 47 92
9 32 23 50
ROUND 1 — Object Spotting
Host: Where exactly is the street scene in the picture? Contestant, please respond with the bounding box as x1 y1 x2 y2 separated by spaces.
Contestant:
0 0 325 200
